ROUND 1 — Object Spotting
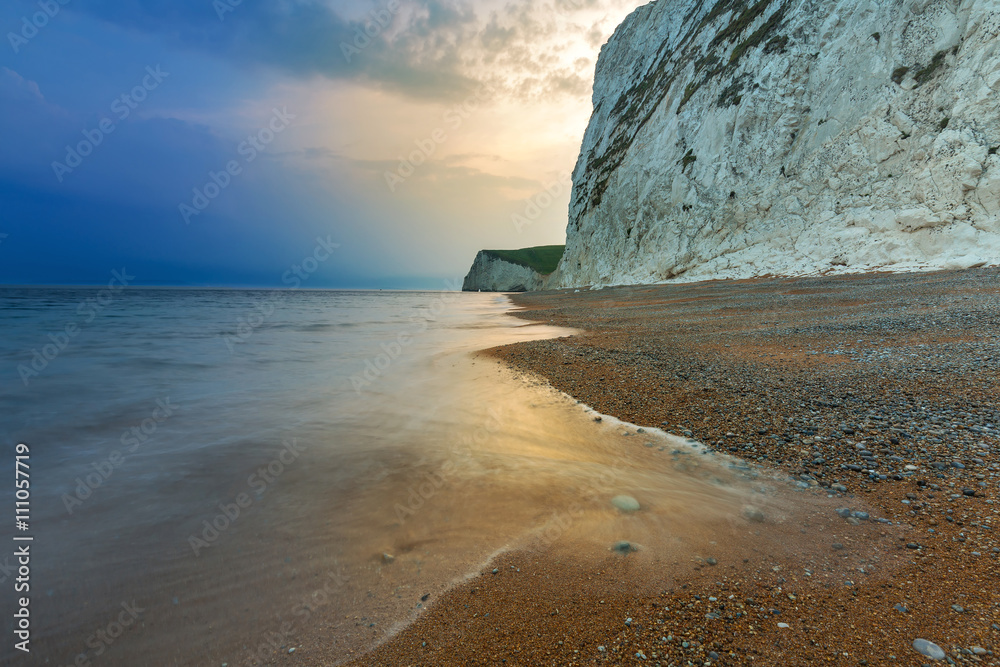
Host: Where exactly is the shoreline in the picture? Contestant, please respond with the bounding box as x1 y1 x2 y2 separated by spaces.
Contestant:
344 268 999 666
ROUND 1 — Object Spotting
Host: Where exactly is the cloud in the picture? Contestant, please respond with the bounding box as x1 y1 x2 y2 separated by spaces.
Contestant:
0 0 650 287
299 146 340 161
69 1 477 99
0 67 45 103
345 153 538 190
68 0 643 103
438 152 504 165
480 12 517 53
0 69 77 179
542 71 590 96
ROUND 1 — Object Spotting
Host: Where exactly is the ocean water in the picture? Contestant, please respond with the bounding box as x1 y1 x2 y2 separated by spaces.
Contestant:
0 288 775 666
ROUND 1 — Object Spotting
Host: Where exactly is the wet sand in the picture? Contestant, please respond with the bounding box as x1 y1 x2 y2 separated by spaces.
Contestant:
339 268 999 666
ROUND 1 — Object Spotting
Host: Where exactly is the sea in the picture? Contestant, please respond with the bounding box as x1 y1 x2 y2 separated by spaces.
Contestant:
0 288 764 666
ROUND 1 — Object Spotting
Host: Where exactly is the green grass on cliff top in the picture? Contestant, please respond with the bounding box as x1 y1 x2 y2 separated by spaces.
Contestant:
483 245 565 275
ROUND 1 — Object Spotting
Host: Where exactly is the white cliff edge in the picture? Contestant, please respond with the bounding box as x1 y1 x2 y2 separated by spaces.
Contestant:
550 0 1000 288
462 251 545 292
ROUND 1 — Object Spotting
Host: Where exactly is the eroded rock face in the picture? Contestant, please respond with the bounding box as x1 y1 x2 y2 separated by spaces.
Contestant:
551 0 1000 288
462 251 545 292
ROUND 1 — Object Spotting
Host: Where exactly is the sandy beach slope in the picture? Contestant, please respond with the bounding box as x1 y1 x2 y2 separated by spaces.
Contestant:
335 269 999 666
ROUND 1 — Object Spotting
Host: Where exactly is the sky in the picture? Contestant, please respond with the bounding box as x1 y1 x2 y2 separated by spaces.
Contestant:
0 0 647 289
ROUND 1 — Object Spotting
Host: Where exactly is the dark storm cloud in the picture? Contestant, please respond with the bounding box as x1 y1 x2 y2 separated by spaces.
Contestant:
68 0 608 101
71 0 482 99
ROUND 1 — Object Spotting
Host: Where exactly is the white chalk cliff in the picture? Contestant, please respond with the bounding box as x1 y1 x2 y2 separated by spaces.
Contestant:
550 0 1000 288
462 251 545 291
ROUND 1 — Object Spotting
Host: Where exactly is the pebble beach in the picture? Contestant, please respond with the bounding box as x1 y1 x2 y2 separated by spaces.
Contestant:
337 268 999 667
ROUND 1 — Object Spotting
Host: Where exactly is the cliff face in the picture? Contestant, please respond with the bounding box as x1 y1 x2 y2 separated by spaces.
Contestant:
462 251 545 292
551 0 1000 288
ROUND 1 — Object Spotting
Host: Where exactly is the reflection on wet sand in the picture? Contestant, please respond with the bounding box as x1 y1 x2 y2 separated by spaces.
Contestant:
12 294 879 667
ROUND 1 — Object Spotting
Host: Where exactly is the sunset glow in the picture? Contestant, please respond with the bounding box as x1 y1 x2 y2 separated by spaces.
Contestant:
1 0 647 287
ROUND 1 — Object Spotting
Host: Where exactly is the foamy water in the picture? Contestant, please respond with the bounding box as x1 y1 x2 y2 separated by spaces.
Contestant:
0 288 801 666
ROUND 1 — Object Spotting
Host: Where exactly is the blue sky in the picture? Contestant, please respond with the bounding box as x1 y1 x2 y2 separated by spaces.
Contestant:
0 0 644 288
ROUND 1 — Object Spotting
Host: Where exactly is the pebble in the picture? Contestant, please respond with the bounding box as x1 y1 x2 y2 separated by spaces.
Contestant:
894 603 908 613
382 552 395 563
706 557 718 566
832 543 844 550
611 495 641 512
495 274 1000 667
913 638 946 660
612 541 637 554
492 568 499 574
742 506 766 522
777 622 790 628
951 604 964 613
835 508 852 518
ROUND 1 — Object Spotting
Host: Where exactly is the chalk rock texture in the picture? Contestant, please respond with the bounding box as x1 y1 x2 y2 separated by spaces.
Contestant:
462 251 545 291
550 0 1000 287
